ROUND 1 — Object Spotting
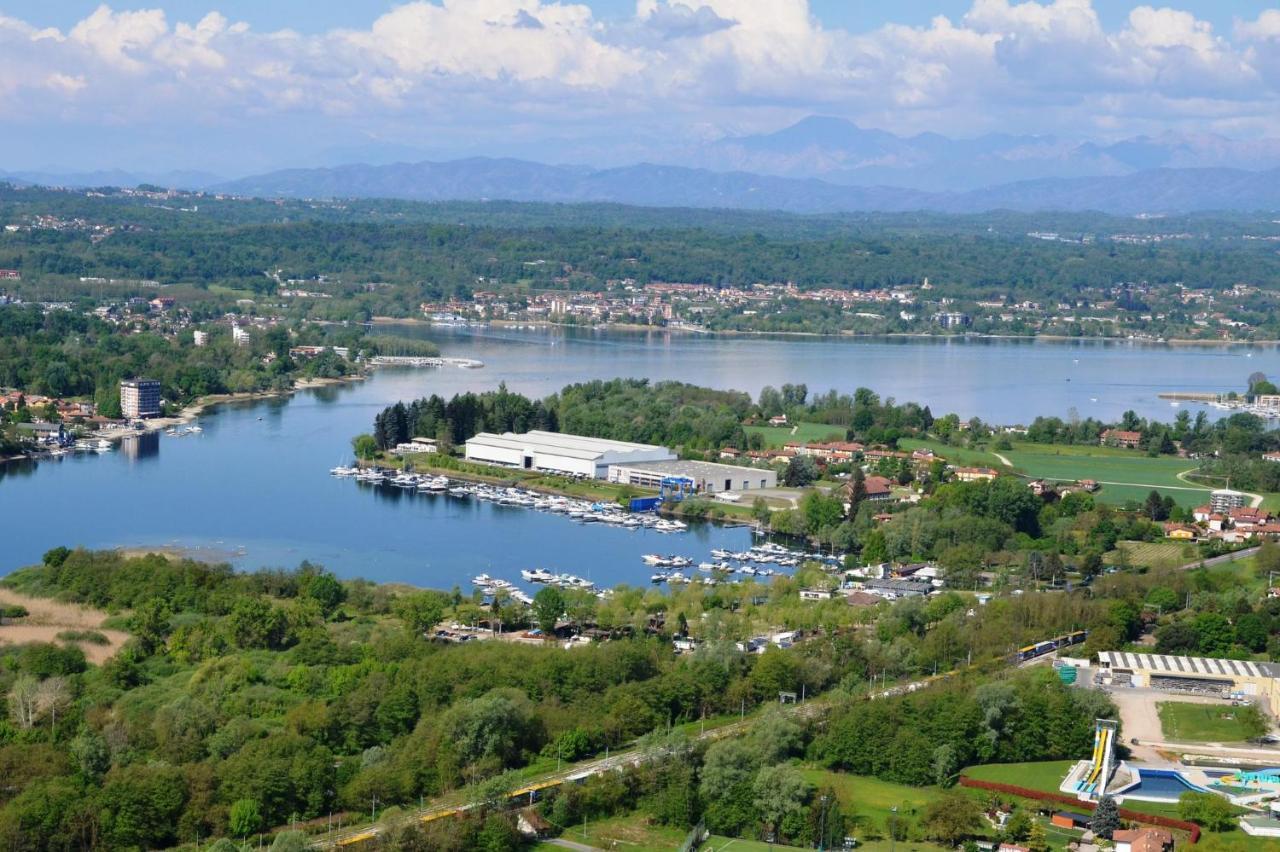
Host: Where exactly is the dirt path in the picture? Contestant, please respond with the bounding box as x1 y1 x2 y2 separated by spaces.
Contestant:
992 451 1013 467
1175 468 1263 507
0 589 128 664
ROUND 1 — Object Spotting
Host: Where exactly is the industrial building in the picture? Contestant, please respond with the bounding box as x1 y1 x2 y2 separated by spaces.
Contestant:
606 458 777 494
463 430 675 479
120 378 161 419
1096 650 1280 705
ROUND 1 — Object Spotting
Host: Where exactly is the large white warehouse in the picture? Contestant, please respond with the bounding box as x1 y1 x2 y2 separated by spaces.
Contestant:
464 430 676 479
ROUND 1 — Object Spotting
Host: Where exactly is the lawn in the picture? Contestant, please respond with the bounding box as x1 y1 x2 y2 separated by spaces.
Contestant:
1157 701 1254 743
744 421 846 448
962 761 1075 795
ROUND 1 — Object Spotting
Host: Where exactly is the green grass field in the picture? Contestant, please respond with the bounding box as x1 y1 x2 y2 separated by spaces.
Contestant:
903 438 1223 509
999 443 1212 508
745 421 846 448
1158 701 1254 743
962 761 1075 794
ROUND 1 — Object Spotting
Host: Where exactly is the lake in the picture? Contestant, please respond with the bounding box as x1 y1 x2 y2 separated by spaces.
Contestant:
3 327 1275 588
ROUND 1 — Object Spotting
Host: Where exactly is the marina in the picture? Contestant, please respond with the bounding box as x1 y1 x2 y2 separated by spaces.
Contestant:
5 327 1280 587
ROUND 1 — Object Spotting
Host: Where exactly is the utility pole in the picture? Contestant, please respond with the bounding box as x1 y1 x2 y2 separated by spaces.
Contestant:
890 805 898 852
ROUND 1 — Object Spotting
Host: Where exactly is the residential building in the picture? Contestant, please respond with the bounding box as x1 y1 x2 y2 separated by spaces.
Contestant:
1112 827 1173 852
232 324 251 347
120 378 161 419
1101 429 1143 448
192 330 208 347
953 466 999 482
1265 452 1280 463
1162 523 1199 541
935 312 971 328
799 588 834 601
465 430 675 479
1210 488 1246 513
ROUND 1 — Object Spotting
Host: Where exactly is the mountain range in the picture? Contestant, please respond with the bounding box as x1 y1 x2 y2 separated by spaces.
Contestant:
9 116 1280 215
212 158 1280 216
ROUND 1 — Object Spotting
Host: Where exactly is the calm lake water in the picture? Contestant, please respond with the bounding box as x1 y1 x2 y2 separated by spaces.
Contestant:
2 327 1276 587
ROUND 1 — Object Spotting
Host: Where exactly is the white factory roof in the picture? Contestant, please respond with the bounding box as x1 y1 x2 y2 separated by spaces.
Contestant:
466 430 669 460
1098 650 1280 680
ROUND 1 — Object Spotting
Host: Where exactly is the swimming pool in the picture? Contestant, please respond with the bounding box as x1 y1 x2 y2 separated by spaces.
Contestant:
1123 769 1210 802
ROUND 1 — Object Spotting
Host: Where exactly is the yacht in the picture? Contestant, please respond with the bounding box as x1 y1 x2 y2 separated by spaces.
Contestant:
521 568 555 583
330 465 357 476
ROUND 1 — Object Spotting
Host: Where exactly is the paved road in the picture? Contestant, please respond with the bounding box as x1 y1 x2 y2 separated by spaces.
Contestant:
1182 546 1259 570
546 840 605 851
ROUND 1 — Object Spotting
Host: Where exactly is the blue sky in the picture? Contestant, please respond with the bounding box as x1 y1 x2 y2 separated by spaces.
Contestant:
3 1 1280 175
3 1 1274 34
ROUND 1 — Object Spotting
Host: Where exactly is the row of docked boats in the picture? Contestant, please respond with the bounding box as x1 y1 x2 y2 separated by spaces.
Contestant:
330 465 450 491
470 574 535 605
330 467 689 532
440 483 688 532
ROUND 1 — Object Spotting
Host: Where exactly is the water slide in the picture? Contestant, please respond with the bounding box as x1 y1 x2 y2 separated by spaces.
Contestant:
1078 725 1112 794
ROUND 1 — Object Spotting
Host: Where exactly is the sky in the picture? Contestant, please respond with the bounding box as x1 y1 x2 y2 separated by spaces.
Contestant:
3 0 1280 176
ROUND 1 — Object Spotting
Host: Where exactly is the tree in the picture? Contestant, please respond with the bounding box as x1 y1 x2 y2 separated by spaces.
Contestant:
1178 791 1236 831
751 497 771 523
1239 704 1269 742
847 468 867 520
229 799 262 840
783 455 820 487
752 764 812 840
352 433 378 460
1090 795 1121 838
1192 612 1235 656
303 572 346 616
1025 819 1050 852
270 831 311 852
129 597 173 655
921 792 981 846
532 586 565 637
7 674 39 729
395 590 449 634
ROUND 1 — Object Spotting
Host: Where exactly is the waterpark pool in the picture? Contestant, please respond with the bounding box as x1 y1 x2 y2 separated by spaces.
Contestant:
1123 769 1211 802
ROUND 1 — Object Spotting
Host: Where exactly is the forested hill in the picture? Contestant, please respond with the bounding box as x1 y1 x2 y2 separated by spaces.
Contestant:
5 182 1280 299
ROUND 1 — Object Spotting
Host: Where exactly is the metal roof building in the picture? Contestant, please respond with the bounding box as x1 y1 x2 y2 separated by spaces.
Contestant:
464 430 675 479
1097 650 1280 704
606 458 777 494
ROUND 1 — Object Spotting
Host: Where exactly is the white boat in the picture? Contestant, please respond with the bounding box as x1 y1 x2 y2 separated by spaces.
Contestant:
330 465 357 476
521 568 555 583
642 554 665 565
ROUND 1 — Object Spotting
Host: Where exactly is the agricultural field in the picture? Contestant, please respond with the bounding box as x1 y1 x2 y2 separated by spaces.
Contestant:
744 421 846 448
900 438 1221 508
1157 701 1255 743
1107 540 1197 568
999 443 1214 508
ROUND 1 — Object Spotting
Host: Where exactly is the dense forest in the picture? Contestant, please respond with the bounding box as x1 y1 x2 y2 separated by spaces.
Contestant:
5 184 1280 306
370 379 752 453
0 543 1157 850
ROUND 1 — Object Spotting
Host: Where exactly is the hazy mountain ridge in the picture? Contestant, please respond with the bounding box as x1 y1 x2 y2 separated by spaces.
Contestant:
212 157 1280 215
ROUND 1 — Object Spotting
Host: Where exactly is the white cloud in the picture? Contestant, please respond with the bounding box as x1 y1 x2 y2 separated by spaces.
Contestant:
1 0 1279 170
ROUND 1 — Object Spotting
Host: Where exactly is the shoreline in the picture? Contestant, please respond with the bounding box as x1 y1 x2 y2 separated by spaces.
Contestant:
0 373 372 462
375 316 1277 349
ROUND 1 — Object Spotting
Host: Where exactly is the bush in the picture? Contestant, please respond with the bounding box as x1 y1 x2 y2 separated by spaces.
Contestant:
55 629 110 645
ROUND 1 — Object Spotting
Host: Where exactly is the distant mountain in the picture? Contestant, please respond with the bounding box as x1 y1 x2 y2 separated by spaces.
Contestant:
683 117 1280 192
0 168 222 190
213 156 1280 215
